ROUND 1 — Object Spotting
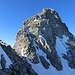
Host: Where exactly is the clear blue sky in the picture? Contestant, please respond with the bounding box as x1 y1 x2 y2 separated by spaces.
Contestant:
0 0 75 46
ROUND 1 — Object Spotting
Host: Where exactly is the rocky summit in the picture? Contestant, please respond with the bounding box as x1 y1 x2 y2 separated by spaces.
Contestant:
13 8 75 74
0 8 75 75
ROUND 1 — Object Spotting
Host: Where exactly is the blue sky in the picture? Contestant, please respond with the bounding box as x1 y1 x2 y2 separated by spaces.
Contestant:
0 0 75 46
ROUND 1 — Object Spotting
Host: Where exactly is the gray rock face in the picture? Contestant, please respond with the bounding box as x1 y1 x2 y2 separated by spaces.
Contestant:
14 8 70 71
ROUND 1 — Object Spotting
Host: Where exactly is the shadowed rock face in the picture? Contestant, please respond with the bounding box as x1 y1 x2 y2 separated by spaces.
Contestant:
13 8 75 72
0 40 37 75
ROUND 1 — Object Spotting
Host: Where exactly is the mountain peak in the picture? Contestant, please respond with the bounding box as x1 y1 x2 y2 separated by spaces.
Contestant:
22 8 62 28
40 8 61 21
1 8 75 75
14 8 75 72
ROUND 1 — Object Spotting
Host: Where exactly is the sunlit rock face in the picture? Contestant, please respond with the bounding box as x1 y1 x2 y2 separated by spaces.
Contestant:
14 8 75 75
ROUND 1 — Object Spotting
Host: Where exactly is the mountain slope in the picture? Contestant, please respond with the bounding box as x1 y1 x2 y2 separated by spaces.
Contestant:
13 8 75 75
0 40 37 75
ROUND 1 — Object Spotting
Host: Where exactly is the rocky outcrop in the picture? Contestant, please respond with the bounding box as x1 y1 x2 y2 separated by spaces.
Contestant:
0 40 37 75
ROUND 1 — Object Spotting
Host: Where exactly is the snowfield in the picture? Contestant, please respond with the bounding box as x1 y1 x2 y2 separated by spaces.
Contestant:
55 35 75 75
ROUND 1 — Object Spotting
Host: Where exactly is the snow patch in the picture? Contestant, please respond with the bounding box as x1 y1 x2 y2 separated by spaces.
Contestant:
55 35 75 75
42 18 45 21
56 24 59 27
21 48 24 56
39 35 46 42
55 35 69 55
39 35 47 46
26 29 32 41
21 48 27 57
33 40 50 63
61 35 69 50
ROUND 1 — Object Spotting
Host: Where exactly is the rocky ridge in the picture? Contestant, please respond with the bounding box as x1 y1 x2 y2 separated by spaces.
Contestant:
0 40 37 75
